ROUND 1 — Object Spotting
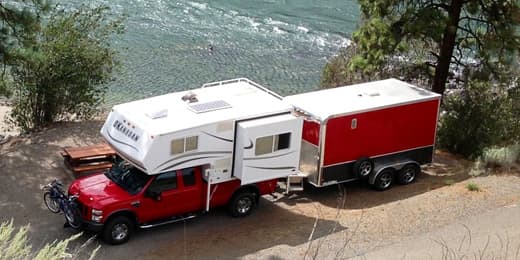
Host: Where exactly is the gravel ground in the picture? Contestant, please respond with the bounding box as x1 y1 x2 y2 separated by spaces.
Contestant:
1 121 519 259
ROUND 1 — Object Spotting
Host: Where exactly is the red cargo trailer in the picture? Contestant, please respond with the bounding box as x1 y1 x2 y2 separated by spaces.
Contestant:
285 79 441 190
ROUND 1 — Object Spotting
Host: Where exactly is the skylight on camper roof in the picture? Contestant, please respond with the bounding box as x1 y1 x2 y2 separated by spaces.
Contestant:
188 100 232 113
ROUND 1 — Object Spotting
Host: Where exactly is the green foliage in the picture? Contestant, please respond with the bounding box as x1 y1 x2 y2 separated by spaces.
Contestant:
437 81 519 159
322 0 520 95
8 5 124 132
481 144 520 168
320 42 434 88
0 0 51 96
0 219 99 260
466 182 480 192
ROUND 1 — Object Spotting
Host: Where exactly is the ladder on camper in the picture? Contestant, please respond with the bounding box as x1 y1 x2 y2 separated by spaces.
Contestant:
203 168 234 212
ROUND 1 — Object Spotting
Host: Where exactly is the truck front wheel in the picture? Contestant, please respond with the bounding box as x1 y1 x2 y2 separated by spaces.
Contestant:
228 192 256 218
103 216 134 245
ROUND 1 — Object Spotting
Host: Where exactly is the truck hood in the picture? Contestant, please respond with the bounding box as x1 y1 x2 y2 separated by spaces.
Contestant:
68 173 132 208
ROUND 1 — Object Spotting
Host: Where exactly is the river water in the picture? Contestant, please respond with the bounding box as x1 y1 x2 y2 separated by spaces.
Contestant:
66 0 360 105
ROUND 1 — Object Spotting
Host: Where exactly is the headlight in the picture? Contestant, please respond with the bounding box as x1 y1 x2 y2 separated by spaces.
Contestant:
92 209 103 215
91 215 103 222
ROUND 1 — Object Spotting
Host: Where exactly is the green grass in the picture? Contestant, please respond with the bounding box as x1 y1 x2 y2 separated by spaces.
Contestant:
466 182 481 192
444 179 455 185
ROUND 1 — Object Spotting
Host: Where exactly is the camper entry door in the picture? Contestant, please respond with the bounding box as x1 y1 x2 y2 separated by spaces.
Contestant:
233 114 303 185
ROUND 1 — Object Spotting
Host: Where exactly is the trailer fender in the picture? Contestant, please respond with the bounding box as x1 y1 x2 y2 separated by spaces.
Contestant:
368 160 420 185
368 167 395 185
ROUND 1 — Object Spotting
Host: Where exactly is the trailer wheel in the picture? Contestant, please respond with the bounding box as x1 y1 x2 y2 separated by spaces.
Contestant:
372 168 394 191
397 164 420 185
228 192 256 218
353 157 373 178
102 216 135 245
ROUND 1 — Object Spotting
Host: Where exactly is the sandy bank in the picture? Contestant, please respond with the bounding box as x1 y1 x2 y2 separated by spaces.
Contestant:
0 103 19 138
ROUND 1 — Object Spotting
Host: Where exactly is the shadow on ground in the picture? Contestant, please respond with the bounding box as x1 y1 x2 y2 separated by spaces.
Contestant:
277 150 474 210
1 121 349 259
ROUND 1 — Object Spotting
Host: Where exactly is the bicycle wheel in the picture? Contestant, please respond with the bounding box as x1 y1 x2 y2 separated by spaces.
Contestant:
43 192 60 214
64 205 82 229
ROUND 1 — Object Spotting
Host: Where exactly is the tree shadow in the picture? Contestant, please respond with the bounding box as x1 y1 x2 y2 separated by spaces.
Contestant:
277 150 474 210
0 121 349 259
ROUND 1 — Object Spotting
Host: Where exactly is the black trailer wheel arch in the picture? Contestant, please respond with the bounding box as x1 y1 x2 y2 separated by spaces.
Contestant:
371 168 395 191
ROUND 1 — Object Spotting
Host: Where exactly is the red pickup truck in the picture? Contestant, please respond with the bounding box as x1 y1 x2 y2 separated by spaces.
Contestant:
68 160 277 244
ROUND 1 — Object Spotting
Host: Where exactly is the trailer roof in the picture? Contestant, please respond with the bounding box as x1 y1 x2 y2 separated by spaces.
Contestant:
284 78 441 121
112 78 292 135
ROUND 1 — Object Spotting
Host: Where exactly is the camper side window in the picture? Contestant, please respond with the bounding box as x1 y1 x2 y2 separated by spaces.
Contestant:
255 133 291 156
171 136 199 155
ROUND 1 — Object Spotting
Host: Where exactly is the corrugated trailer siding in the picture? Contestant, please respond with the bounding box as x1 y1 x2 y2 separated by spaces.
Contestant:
302 120 320 146
323 99 439 166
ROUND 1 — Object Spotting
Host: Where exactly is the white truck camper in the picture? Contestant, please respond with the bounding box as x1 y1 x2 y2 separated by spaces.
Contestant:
101 78 440 194
101 78 303 190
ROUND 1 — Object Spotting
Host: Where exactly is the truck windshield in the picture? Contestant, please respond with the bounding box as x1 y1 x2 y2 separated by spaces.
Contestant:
105 159 151 194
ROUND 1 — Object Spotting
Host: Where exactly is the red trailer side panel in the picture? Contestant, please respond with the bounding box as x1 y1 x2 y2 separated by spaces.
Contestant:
302 120 320 146
323 99 439 166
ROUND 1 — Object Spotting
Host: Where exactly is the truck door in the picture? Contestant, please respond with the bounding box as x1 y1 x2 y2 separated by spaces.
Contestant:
233 114 303 185
140 167 203 222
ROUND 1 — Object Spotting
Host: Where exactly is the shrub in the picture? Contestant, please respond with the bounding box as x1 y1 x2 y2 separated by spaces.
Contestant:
8 5 124 132
0 220 99 259
466 182 481 192
481 144 520 168
437 81 519 159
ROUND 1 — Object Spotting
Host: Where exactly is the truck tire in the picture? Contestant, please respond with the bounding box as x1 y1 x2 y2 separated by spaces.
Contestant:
103 216 134 245
397 164 420 185
372 168 394 191
353 157 373 178
228 192 256 218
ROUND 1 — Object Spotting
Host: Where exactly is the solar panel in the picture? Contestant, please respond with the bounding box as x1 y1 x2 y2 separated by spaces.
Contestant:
188 100 232 113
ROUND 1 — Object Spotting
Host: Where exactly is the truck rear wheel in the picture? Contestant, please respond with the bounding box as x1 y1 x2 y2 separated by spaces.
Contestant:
397 164 420 185
353 157 373 178
103 216 134 245
372 168 394 191
228 192 256 218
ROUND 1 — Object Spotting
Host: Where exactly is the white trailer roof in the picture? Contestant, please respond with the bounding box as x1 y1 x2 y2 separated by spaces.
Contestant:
112 78 292 135
284 78 441 121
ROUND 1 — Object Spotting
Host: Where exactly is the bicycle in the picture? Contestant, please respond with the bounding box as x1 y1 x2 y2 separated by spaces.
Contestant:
43 179 82 229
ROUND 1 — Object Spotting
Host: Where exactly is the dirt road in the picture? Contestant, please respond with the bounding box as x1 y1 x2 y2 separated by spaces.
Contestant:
1 121 519 259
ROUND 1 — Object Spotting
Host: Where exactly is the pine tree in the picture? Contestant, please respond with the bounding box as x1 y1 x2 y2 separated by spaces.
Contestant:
0 0 50 95
334 0 520 95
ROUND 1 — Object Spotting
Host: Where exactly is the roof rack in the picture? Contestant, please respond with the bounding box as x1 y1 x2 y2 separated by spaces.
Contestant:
201 78 283 100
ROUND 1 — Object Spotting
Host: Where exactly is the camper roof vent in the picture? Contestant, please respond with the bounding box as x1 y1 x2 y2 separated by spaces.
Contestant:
146 109 168 119
188 100 231 114
182 92 198 103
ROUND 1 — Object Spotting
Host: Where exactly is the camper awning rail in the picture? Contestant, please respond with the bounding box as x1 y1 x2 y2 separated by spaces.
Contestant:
201 78 283 100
